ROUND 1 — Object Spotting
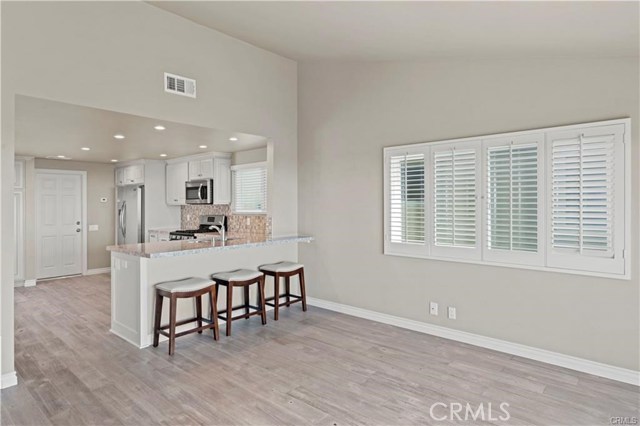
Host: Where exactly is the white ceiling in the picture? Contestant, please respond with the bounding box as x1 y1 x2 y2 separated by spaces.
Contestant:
15 96 267 163
150 1 639 61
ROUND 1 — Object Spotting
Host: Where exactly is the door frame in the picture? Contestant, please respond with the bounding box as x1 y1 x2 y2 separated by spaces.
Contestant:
35 169 88 277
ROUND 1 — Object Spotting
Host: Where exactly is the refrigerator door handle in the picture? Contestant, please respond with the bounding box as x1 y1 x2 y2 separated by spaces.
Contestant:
121 202 127 239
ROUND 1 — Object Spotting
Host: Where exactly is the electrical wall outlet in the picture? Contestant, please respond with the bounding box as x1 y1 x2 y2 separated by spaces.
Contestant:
429 302 439 316
448 306 457 320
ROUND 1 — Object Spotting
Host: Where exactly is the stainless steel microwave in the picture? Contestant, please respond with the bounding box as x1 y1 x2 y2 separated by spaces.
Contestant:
185 179 213 204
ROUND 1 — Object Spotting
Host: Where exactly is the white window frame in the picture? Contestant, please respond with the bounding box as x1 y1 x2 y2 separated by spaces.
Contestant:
231 162 268 215
384 146 429 256
383 118 630 280
430 140 482 260
482 133 545 266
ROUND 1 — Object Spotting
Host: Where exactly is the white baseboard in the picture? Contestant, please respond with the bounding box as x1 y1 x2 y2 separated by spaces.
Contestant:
85 267 111 276
24 279 36 288
1 371 18 389
307 297 640 386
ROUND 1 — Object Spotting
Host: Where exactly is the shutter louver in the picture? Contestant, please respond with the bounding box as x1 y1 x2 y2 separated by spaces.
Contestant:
433 148 477 248
551 134 614 256
487 144 538 253
389 153 425 244
233 167 267 213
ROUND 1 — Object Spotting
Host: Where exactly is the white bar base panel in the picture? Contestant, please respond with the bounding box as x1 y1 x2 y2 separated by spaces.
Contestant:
85 267 111 276
307 297 640 386
1 371 18 389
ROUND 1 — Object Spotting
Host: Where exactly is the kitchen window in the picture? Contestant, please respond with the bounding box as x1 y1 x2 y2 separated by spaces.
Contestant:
231 162 267 214
383 119 630 278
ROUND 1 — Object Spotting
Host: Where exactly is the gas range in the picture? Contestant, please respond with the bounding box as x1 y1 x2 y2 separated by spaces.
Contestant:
169 215 227 241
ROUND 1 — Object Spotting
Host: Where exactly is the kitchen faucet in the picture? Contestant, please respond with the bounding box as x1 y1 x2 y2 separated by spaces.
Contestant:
209 225 225 245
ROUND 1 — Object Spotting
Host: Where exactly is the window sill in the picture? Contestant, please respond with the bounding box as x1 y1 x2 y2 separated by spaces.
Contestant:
383 251 630 280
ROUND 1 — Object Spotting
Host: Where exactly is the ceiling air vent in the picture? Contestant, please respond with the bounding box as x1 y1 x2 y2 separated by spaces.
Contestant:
164 72 196 98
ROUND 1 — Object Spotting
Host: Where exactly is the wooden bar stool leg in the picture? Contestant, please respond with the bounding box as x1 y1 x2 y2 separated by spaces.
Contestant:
299 269 308 312
209 287 219 341
226 283 233 336
285 275 291 306
168 295 177 355
259 276 267 325
196 295 203 333
243 285 250 318
273 273 280 321
153 290 163 347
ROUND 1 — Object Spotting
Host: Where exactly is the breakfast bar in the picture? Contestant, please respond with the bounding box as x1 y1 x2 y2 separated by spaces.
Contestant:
107 235 313 348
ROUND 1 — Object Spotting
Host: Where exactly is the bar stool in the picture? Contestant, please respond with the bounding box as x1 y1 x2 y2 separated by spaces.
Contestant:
258 261 307 320
153 277 220 355
211 269 266 336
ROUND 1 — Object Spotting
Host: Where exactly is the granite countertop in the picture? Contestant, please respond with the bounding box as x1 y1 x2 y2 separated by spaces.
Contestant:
107 235 314 259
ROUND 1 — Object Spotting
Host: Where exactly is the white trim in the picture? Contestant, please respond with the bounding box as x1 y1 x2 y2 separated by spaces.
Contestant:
24 279 36 287
307 297 640 386
1 371 18 389
85 267 111 276
35 169 88 277
165 152 231 165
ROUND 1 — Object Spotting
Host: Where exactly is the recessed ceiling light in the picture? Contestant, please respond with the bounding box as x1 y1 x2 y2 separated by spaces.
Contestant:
81 147 90 151
113 134 125 140
199 145 207 149
160 154 167 157
229 137 238 141
110 159 118 163
57 155 66 158
154 125 166 131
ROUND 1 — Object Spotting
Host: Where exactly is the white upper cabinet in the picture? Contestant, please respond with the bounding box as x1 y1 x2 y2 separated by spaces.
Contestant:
213 157 231 204
166 161 188 205
188 158 214 180
115 164 145 186
14 160 25 189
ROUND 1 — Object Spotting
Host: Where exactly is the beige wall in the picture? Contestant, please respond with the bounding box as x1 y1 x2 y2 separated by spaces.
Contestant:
1 2 297 377
28 159 115 272
298 57 640 370
232 147 268 166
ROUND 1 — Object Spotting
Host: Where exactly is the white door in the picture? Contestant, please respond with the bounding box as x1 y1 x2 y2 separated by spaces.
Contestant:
36 172 83 279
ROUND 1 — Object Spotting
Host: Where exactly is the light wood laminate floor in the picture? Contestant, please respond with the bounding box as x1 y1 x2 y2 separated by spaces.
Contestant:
2 274 638 425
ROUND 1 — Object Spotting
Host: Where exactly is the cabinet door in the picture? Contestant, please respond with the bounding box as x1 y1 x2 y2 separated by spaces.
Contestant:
166 162 188 205
213 157 231 204
199 158 215 179
124 164 144 185
14 161 25 189
115 168 125 186
188 160 201 180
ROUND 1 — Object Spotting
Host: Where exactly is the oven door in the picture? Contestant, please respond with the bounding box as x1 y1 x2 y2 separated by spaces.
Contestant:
185 179 213 204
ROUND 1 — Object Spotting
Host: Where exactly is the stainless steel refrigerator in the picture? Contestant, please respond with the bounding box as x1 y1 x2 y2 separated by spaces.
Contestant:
116 185 145 245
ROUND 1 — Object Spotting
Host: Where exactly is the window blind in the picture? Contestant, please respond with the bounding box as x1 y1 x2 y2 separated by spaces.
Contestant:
433 148 477 248
232 166 267 213
551 133 614 256
487 144 538 253
389 153 425 244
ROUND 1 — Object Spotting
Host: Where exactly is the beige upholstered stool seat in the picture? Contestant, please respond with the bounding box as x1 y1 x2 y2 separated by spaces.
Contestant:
258 261 303 273
211 269 263 282
155 277 213 293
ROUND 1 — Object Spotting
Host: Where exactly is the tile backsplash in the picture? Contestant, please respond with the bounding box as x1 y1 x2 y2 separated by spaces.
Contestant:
181 204 271 237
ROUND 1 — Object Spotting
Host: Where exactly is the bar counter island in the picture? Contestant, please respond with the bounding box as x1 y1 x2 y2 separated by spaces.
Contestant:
107 235 314 348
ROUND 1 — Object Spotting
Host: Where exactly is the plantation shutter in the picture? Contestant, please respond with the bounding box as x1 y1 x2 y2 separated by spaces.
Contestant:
431 143 480 259
232 165 267 213
546 124 625 274
484 135 544 265
385 149 428 255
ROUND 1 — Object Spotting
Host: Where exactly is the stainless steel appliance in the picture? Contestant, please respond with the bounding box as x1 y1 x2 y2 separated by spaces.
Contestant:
169 215 227 241
117 185 145 245
185 179 213 204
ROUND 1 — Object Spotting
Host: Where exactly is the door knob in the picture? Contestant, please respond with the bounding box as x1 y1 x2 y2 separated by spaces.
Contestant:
76 228 81 232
